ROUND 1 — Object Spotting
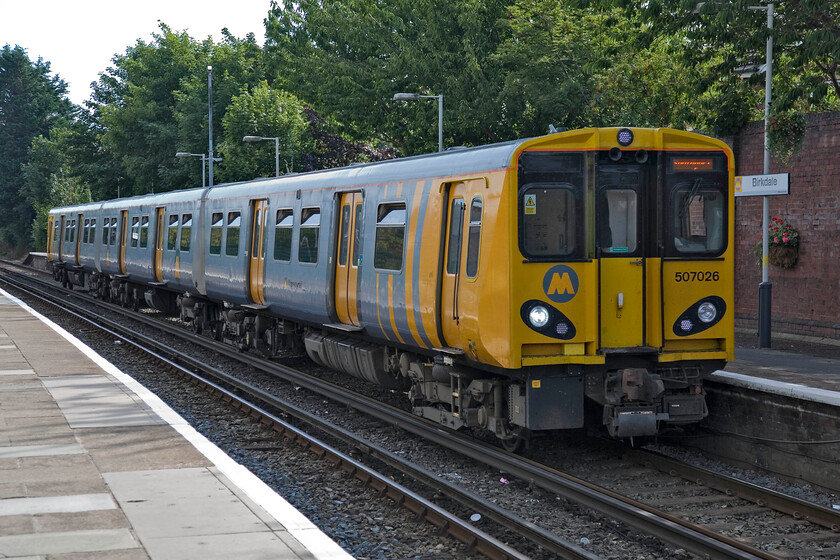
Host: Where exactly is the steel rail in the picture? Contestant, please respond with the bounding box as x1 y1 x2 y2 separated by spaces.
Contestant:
0 268 778 559
0 277 540 560
621 446 840 532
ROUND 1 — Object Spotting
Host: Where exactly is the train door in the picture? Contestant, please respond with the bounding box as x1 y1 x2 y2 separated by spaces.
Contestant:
334 192 363 326
597 163 646 349
154 207 165 282
248 199 269 305
47 215 55 258
75 213 83 265
119 210 128 274
441 180 483 350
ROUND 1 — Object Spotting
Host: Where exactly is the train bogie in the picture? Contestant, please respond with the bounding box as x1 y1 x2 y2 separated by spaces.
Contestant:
48 127 734 445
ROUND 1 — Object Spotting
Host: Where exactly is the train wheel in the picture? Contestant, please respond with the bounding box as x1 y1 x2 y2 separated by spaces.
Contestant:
500 427 530 453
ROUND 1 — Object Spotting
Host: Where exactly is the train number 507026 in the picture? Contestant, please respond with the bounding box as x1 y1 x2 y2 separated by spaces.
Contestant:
674 271 720 282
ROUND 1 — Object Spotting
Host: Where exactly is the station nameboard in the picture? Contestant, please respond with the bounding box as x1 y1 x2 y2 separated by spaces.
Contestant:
734 173 790 197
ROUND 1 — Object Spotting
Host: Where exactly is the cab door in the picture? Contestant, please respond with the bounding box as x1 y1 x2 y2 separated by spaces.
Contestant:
334 192 363 326
249 199 269 305
154 207 165 282
598 164 646 349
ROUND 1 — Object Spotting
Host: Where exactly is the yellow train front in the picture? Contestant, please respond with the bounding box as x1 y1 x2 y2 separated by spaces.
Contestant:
406 127 733 446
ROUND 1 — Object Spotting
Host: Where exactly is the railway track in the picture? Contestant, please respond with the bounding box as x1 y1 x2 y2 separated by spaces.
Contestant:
3 262 839 559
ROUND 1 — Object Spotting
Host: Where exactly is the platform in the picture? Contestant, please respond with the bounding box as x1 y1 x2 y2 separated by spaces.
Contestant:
0 287 352 560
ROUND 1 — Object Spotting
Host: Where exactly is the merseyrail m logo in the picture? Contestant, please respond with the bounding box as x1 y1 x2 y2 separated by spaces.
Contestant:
542 265 579 303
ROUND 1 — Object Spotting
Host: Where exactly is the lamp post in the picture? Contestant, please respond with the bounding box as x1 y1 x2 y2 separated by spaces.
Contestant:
175 152 206 187
393 92 443 152
751 2 774 348
243 136 281 177
208 66 214 187
695 1 774 347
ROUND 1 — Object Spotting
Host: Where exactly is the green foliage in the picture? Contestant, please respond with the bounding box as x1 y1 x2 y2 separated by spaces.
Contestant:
217 81 307 181
0 44 73 255
766 109 806 166
265 0 511 154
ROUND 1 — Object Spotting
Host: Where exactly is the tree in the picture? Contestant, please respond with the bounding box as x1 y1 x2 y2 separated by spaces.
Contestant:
0 45 73 254
605 0 840 134
265 0 511 154
217 81 308 181
92 24 207 197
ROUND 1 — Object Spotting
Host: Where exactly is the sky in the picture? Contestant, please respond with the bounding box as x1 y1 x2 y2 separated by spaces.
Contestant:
1 0 274 106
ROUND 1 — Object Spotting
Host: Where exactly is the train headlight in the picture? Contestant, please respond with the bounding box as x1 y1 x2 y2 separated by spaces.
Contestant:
528 306 550 328
697 302 718 323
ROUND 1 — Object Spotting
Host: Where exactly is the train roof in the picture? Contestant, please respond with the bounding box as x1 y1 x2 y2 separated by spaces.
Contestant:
50 137 526 214
48 128 731 215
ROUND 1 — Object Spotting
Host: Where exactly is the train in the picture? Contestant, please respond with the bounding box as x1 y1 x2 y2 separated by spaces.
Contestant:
47 127 734 449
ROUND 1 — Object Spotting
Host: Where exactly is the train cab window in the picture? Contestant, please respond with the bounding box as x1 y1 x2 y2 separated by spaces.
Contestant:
298 208 320 264
209 213 223 255
374 203 406 271
600 188 638 254
446 199 465 274
167 215 179 251
274 209 293 262
466 197 482 278
520 185 576 258
130 217 140 248
180 214 192 252
139 216 149 248
226 212 241 257
665 154 728 257
669 182 726 255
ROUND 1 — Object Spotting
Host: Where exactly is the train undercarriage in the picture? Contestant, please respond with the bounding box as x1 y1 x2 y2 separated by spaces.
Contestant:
52 266 713 449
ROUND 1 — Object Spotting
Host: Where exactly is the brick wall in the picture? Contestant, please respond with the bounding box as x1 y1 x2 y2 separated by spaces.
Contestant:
729 112 840 340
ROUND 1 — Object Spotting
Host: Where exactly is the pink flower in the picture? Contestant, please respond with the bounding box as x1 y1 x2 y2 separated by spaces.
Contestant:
782 235 790 242
774 236 779 243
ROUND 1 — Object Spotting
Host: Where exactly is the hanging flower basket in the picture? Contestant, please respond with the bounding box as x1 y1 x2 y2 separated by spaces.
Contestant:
753 217 799 269
768 245 798 269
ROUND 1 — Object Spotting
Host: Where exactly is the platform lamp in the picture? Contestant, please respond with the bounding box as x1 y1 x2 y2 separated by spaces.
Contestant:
175 152 206 188
393 92 443 152
243 136 281 177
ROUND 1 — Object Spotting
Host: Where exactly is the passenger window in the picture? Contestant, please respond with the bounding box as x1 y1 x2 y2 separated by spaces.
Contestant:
209 213 223 255
466 197 482 278
90 219 96 245
139 216 149 248
70 220 76 243
274 209 293 262
109 218 118 246
102 218 110 245
374 203 406 271
520 185 576 258
298 208 320 264
352 204 363 267
226 212 241 257
180 214 192 252
167 215 179 251
130 217 139 248
338 205 350 266
83 219 90 244
446 199 465 274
